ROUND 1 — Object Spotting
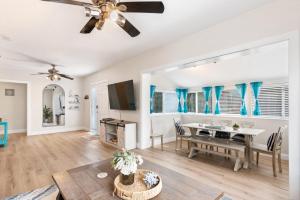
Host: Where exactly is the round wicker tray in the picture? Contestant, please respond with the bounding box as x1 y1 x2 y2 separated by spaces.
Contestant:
113 169 162 200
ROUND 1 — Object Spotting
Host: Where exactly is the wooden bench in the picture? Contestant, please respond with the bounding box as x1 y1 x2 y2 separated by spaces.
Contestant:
188 136 245 172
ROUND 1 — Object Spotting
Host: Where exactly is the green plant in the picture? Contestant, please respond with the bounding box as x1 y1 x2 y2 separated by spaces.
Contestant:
43 105 53 122
233 123 240 130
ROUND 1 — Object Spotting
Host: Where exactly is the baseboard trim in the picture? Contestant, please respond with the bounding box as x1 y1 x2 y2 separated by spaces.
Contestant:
8 129 27 134
260 152 289 160
28 127 86 136
150 136 176 146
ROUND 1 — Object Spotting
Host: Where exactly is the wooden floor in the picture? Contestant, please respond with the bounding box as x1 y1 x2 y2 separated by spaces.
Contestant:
0 132 289 199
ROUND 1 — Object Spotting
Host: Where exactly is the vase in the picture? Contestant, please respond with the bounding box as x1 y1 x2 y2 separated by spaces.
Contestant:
120 173 135 185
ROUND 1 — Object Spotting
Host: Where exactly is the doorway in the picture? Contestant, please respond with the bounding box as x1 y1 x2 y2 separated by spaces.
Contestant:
90 88 97 134
90 81 109 135
0 81 27 134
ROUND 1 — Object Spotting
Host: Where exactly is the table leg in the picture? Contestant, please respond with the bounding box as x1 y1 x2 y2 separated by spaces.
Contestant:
188 128 198 154
189 127 198 137
243 135 253 169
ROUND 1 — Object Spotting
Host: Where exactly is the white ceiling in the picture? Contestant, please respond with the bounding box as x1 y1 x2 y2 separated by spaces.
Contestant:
0 0 274 76
152 41 288 88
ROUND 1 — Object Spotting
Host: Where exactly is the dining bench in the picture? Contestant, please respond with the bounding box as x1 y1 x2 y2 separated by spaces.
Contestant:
188 136 245 172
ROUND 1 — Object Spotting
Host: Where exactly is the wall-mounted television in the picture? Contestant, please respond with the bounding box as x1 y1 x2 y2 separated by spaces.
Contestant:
108 80 136 110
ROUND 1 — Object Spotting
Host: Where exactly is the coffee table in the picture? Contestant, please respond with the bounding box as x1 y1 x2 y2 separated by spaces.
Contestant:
53 159 224 200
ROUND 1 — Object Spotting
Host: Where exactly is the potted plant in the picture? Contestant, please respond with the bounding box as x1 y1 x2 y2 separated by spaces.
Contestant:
112 149 143 185
43 105 53 123
233 123 240 130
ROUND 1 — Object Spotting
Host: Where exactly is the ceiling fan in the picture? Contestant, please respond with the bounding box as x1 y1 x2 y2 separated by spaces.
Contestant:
31 64 74 81
41 0 164 37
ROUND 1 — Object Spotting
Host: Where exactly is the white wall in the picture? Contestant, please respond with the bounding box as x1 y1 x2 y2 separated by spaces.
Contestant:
0 82 27 133
152 41 288 88
0 68 84 135
151 113 181 139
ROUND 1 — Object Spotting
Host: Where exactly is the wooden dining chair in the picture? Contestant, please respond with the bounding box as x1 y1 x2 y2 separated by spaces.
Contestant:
252 125 287 177
173 118 191 152
150 118 164 151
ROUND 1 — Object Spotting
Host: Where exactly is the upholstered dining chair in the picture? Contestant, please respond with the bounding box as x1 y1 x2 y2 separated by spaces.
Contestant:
252 125 287 177
173 118 191 152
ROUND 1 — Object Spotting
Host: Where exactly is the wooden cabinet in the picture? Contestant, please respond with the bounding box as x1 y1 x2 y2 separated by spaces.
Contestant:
100 119 136 150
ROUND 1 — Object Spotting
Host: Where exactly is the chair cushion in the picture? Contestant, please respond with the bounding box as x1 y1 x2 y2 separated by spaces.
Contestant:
199 130 210 135
215 131 230 139
267 132 277 151
232 134 245 143
174 121 185 136
252 143 269 152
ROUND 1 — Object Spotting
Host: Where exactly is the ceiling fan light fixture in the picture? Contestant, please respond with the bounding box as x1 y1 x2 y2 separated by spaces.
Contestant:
84 7 100 18
42 0 165 37
109 10 119 22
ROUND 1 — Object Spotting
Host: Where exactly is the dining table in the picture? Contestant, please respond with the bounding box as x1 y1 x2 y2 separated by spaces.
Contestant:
182 123 265 169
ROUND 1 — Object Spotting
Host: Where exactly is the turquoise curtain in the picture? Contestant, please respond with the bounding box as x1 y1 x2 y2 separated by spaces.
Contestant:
150 85 156 113
202 86 212 114
176 88 183 112
250 82 263 116
181 89 188 113
214 86 224 114
235 83 248 115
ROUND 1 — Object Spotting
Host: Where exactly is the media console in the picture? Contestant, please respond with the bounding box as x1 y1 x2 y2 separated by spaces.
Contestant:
100 119 137 150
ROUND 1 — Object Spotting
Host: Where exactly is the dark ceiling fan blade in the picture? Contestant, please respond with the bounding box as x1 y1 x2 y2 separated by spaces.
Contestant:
117 1 164 13
116 14 140 37
41 0 93 7
80 17 98 34
58 73 74 80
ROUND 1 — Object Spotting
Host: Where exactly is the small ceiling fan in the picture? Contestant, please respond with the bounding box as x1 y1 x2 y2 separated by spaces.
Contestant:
31 64 74 81
41 0 165 37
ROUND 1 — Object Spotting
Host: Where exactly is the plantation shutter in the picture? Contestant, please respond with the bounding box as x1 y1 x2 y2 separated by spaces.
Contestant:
219 89 241 114
253 83 289 117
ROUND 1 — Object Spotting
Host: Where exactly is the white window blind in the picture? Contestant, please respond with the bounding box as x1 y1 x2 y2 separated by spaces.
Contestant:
163 92 178 113
153 92 163 113
187 93 196 112
219 89 241 114
254 83 289 117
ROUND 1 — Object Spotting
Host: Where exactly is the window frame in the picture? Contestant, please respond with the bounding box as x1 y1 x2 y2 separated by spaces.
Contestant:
150 81 289 120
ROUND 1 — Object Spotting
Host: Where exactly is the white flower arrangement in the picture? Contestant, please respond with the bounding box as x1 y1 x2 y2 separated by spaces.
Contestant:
112 149 143 175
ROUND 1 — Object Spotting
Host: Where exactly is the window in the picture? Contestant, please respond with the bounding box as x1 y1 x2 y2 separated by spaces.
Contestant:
187 93 196 112
153 92 163 113
197 92 212 113
163 92 178 113
255 83 289 117
219 89 241 114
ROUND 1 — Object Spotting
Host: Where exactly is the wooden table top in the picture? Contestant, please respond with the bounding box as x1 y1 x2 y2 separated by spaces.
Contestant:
53 159 224 200
182 123 265 136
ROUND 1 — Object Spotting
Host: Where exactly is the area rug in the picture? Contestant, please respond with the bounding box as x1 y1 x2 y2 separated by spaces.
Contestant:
4 185 58 200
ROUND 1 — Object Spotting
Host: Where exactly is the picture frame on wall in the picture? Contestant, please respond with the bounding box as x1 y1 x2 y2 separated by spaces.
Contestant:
5 89 15 96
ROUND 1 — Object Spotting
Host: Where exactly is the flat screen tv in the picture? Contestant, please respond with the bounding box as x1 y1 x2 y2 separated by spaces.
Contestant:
108 80 136 110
